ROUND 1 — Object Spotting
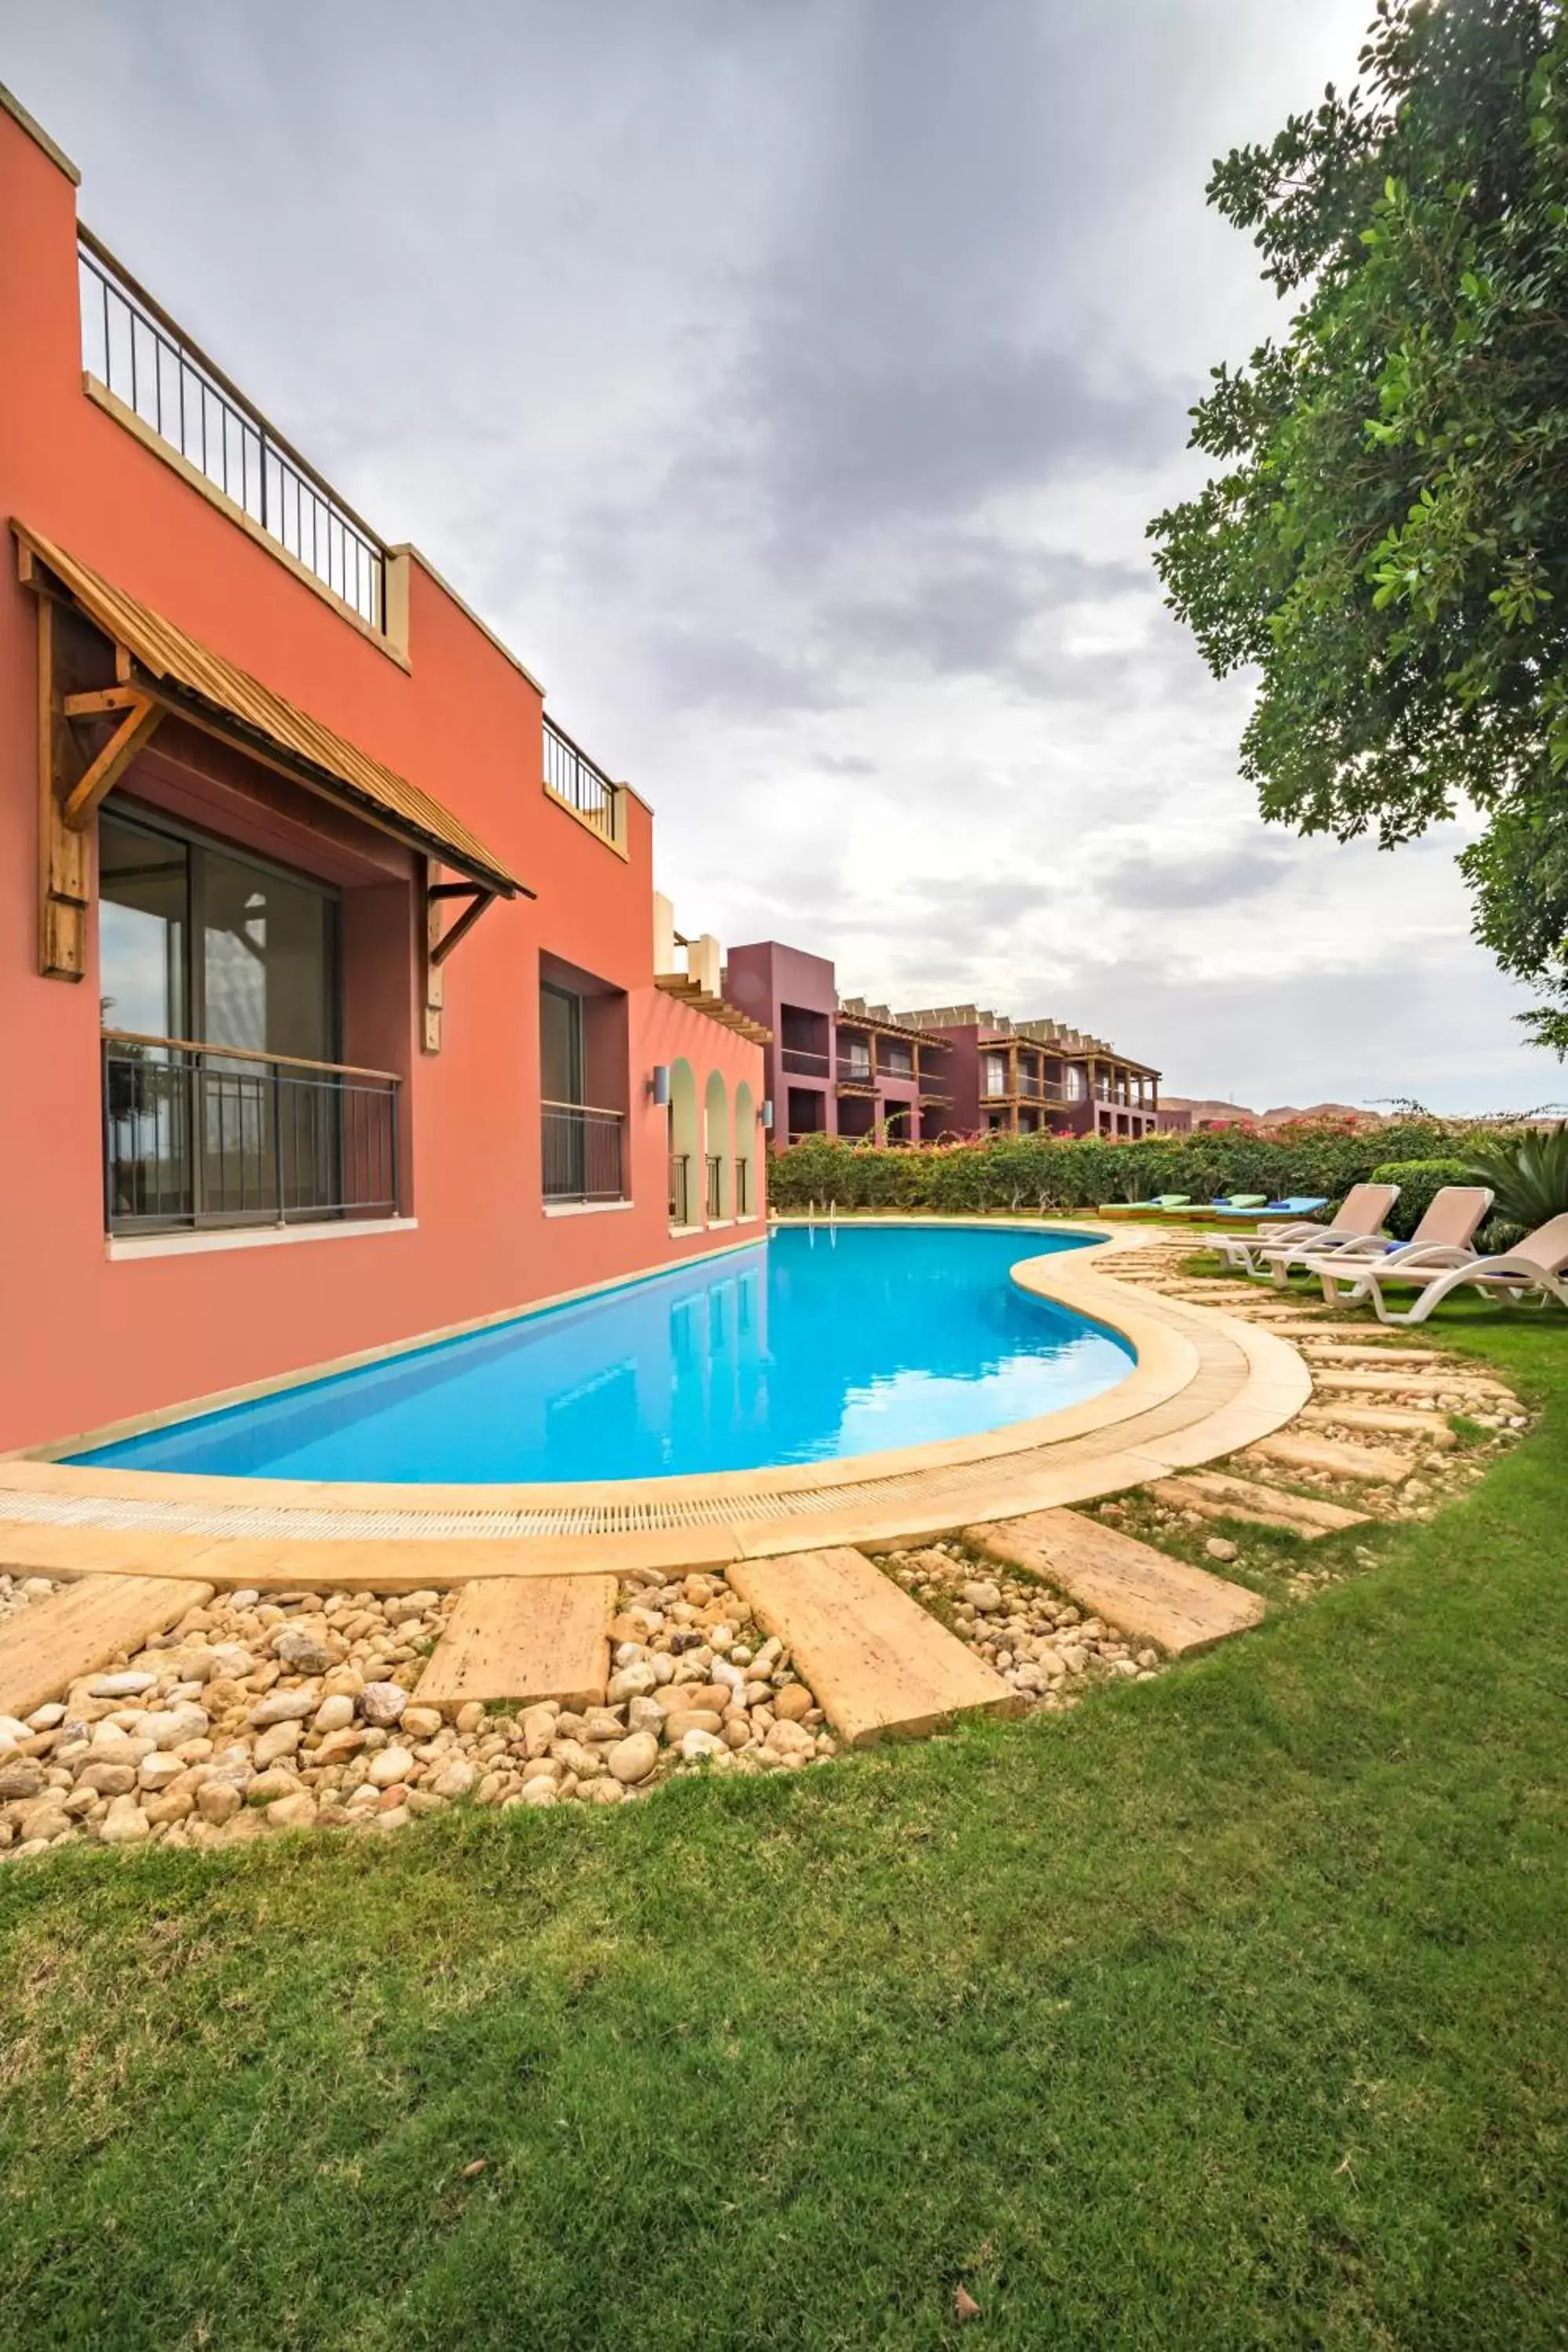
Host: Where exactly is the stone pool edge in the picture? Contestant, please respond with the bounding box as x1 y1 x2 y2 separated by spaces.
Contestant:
0 1221 1313 1587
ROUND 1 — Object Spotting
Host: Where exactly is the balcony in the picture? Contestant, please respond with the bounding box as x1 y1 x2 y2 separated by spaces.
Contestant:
543 717 623 850
78 233 388 633
779 1045 830 1077
836 1060 876 1091
542 1102 625 1203
102 1033 400 1234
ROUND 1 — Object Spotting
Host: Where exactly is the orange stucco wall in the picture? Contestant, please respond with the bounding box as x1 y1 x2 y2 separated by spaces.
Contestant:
0 98 764 1454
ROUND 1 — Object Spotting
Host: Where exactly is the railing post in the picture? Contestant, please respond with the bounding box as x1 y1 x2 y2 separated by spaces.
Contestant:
390 1080 401 1218
271 1054 286 1225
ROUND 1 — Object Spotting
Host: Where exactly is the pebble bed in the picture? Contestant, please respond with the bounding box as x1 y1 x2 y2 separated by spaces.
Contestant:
0 1573 57 1627
0 1568 832 1862
871 1543 1164 1704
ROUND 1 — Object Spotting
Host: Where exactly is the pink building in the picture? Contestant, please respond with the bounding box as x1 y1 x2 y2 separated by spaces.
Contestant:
0 83 766 1456
724 939 1160 1148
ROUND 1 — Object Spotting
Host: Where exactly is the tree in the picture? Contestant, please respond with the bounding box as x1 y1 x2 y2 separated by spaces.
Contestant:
1149 0 1568 1051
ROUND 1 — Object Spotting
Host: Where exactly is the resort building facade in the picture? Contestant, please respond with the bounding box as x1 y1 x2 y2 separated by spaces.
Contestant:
0 85 766 1457
724 941 1160 1148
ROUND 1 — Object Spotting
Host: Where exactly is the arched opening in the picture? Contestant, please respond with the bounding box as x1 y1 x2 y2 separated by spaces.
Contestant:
733 1080 757 1219
703 1069 731 1221
669 1058 699 1227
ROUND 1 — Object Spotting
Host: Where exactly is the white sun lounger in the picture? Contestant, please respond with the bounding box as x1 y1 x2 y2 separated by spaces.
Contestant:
1214 1182 1401 1279
1344 1210 1568 1327
1309 1186 1494 1305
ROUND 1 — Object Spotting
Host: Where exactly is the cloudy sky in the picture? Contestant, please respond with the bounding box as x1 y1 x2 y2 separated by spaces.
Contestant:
7 0 1561 1112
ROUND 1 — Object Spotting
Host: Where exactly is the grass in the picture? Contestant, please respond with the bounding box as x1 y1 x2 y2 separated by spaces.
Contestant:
2 1305 1566 2351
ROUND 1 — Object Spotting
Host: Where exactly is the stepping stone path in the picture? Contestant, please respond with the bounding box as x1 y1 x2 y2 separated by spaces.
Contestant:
417 1576 615 1711
726 1548 1022 1744
964 1508 1264 1653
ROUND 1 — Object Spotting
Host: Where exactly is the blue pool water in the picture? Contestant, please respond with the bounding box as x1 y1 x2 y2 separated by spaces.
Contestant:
73 1225 1133 1484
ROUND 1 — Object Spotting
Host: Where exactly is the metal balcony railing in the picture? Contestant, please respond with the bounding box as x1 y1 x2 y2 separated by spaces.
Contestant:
543 717 619 843
836 1059 875 1088
705 1154 724 1218
670 1151 691 1226
735 1157 751 1217
102 1032 400 1233
78 233 388 631
542 1102 625 1203
779 1045 830 1076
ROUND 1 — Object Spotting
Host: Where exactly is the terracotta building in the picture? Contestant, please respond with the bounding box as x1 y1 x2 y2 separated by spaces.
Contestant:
724 941 1159 1147
0 83 766 1455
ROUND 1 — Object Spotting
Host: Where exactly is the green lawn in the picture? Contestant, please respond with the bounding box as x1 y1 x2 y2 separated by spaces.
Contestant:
2 1304 1565 2352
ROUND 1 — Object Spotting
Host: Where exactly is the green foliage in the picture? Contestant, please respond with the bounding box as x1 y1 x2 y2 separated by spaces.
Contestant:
0 1314 1565 2349
1149 0 1568 1051
1369 1154 1481 1238
1462 1119 1568 1225
768 1117 1496 1216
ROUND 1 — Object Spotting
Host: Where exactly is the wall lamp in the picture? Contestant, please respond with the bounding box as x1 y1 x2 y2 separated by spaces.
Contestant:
760 1099 774 1130
650 1065 670 1106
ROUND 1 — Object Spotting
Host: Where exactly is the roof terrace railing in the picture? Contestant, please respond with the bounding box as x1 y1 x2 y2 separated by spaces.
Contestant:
78 229 388 633
543 716 620 843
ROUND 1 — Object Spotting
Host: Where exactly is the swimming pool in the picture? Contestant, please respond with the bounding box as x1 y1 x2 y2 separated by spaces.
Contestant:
71 1225 1134 1485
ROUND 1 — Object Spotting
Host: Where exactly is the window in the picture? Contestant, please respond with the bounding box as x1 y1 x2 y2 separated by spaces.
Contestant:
539 980 584 1106
539 978 624 1202
983 1052 1007 1098
96 807 395 1233
100 808 338 1056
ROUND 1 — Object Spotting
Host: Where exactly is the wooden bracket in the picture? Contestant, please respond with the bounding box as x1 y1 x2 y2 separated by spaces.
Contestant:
61 691 161 829
422 871 499 1052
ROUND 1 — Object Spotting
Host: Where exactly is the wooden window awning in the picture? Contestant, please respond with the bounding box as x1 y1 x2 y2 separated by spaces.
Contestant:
14 521 529 901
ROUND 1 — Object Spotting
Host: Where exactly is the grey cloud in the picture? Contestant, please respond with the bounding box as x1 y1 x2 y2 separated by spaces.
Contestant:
1101 846 1296 912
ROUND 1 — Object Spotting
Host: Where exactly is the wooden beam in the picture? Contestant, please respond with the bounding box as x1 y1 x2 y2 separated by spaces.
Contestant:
62 685 143 718
61 693 161 828
423 857 445 1054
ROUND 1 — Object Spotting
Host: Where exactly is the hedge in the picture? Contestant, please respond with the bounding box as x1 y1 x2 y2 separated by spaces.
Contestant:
1369 1156 1480 1241
768 1120 1504 1218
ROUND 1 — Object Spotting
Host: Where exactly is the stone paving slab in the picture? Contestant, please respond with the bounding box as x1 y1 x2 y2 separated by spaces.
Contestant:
1147 1473 1367 1537
1244 1432 1416 1485
726 1548 1022 1746
964 1508 1265 1655
415 1576 615 1710
0 1573 215 1725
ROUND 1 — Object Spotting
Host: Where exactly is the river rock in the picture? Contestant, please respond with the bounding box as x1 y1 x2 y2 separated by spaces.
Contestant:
662 1709 724 1744
253 1722 303 1769
263 1791 318 1831
607 1662 658 1703
26 1704 67 1732
368 1745 414 1788
679 1728 727 1761
429 1758 477 1799
76 1760 137 1797
274 1630 336 1674
0 1760 45 1802
312 1694 355 1734
196 1781 242 1826
358 1682 408 1728
249 1689 317 1729
771 1683 813 1722
89 1672 158 1700
100 1794 151 1845
607 1731 659 1785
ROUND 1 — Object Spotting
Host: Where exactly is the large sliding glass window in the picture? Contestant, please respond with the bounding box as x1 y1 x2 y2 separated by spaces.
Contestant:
100 807 344 1229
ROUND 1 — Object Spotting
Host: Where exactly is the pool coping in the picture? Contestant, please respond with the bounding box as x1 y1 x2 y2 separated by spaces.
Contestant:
0 1219 1312 1588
